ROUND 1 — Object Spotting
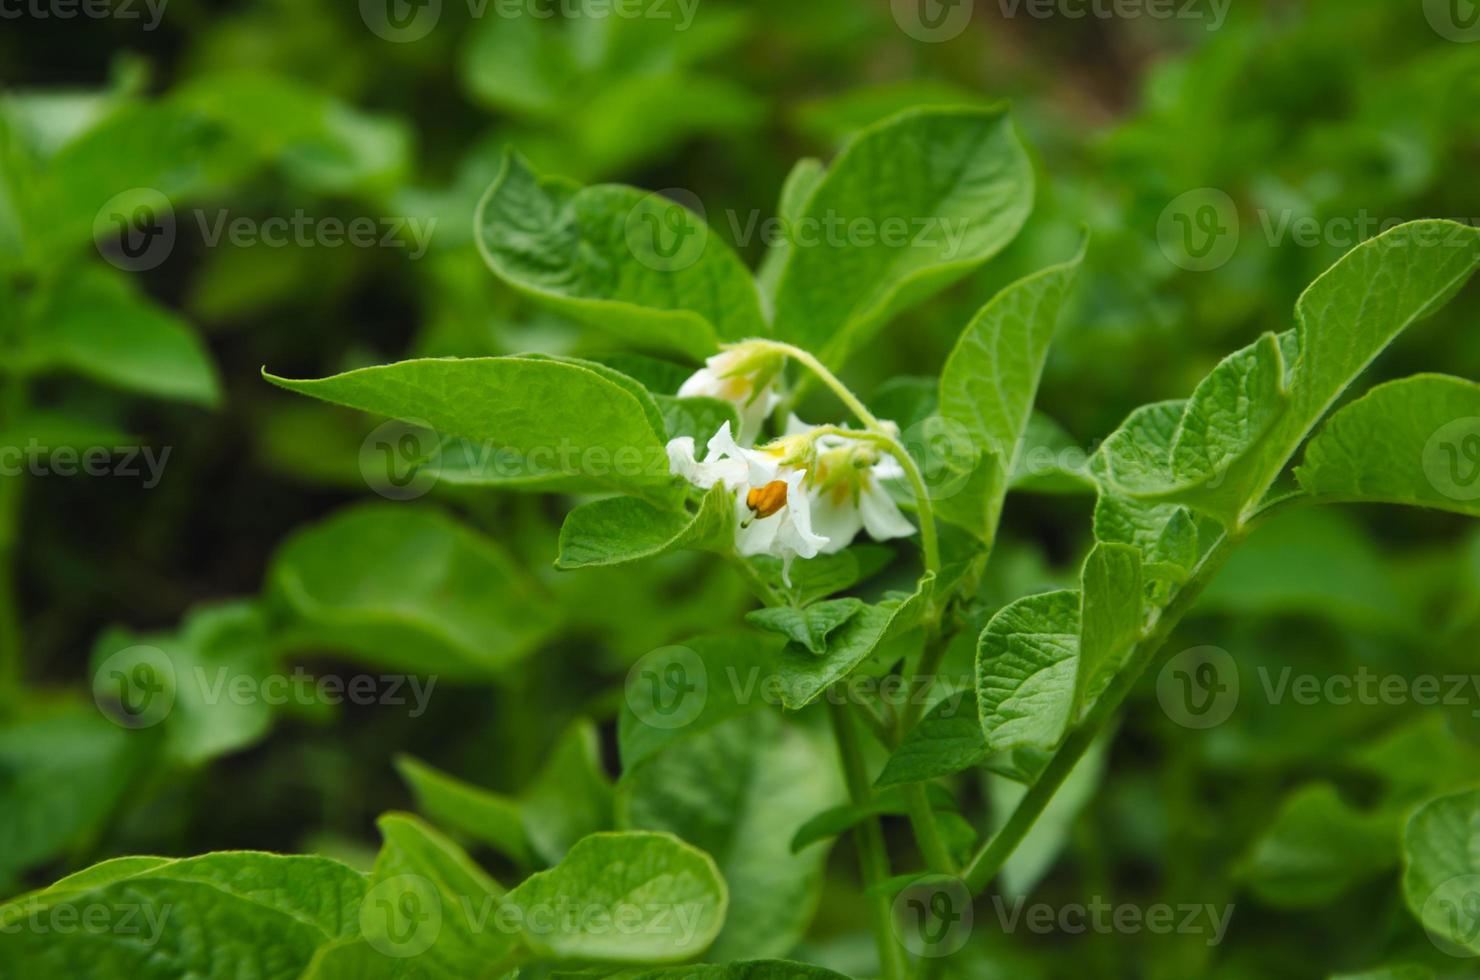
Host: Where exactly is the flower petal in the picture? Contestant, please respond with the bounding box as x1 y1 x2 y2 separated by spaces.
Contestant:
859 477 915 541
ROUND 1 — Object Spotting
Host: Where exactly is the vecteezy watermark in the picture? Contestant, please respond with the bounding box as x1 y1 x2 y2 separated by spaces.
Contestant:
0 441 171 487
359 875 711 958
93 189 437 272
92 645 438 729
987 895 1234 946
626 646 709 730
360 0 700 43
891 0 975 42
0 0 167 29
1425 0 1480 42
625 189 710 273
892 875 973 957
1157 646 1239 729
361 418 444 501
1258 667 1480 718
1424 417 1480 503
1158 194 1480 272
1157 189 1240 272
0 900 171 944
1420 873 1480 958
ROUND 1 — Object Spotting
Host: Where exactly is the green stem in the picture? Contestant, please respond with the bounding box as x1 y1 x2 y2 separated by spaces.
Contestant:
960 530 1245 894
902 782 955 874
829 699 907 980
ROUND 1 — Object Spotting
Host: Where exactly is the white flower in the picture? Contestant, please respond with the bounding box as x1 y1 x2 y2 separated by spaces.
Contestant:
677 346 784 445
785 416 915 555
667 422 826 577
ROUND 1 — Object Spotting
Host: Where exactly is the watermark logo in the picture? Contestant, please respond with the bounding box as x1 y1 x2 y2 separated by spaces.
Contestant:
362 875 443 957
93 645 176 729
94 188 175 272
626 645 707 729
892 0 974 42
1157 188 1239 272
360 0 441 41
1157 645 1238 729
0 0 168 30
361 418 443 500
1420 874 1480 957
625 189 708 273
1424 418 1480 503
892 875 973 957
1426 0 1480 42
900 416 980 501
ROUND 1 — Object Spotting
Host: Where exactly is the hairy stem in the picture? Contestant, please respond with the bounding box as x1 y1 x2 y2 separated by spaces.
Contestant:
829 699 907 980
960 530 1245 893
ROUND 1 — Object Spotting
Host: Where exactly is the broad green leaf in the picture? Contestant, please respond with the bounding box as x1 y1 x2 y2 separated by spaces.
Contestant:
1297 374 1480 516
0 706 147 882
757 157 826 304
90 601 276 766
620 711 842 961
771 106 1033 369
618 633 785 772
1092 493 1199 586
557 484 734 570
363 813 518 972
1074 543 1143 715
172 72 410 194
265 355 675 499
1255 221 1480 512
631 962 852 980
394 755 533 867
1403 788 1480 956
518 720 617 865
1239 784 1397 908
36 100 251 258
18 267 220 406
1095 332 1290 525
656 395 740 444
976 589 1080 752
504 832 726 962
774 574 934 709
747 544 893 607
475 153 765 359
268 503 558 680
789 789 924 853
745 598 864 655
875 690 988 788
936 244 1085 540
0 852 366 979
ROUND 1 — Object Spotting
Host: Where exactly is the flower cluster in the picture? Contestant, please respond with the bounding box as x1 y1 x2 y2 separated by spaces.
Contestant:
668 347 916 577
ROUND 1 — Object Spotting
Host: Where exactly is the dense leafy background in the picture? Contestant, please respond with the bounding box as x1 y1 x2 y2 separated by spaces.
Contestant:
2 0 1479 977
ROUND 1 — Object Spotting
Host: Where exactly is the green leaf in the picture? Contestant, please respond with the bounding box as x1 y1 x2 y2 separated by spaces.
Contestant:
1240 784 1398 909
748 544 893 607
393 755 534 867
1404 788 1480 956
936 244 1085 540
504 831 727 962
1074 544 1143 716
875 690 988 788
774 574 934 709
362 813 518 971
556 484 734 570
770 106 1033 369
90 601 277 766
618 633 785 772
757 157 826 302
976 589 1080 753
1297 374 1480 516
1092 493 1199 585
518 720 617 865
656 395 740 444
475 153 765 359
268 503 558 680
19 266 220 406
1095 332 1290 525
0 852 366 979
745 598 864 655
620 711 842 961
0 706 148 882
264 355 675 500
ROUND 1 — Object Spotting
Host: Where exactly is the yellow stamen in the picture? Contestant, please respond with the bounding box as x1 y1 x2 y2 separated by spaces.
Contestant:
746 480 789 519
